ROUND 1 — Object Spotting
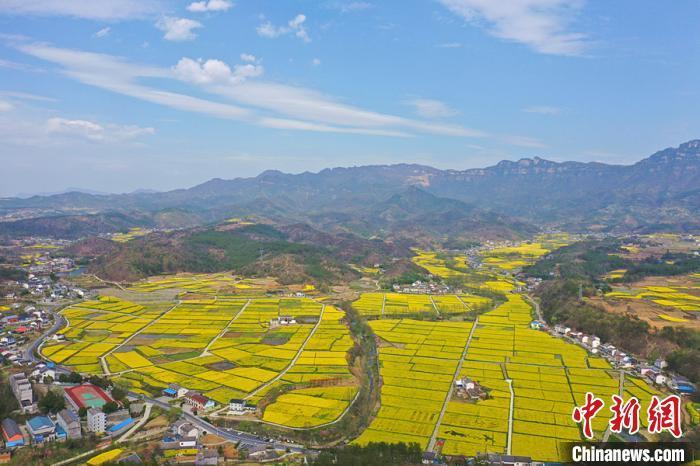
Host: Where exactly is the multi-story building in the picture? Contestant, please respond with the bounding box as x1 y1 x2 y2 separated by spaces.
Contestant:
87 408 106 434
56 409 81 439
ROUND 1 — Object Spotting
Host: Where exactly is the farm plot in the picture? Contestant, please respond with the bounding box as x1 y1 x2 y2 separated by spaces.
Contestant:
604 275 700 328
353 319 473 449
40 296 165 373
479 235 568 273
260 306 359 427
352 292 491 318
128 273 276 294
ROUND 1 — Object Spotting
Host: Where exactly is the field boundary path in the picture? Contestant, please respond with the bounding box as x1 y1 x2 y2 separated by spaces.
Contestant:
506 378 514 454
454 294 473 312
244 305 327 401
100 301 181 375
380 293 386 317
427 316 479 452
602 370 626 442
202 299 251 356
428 295 441 317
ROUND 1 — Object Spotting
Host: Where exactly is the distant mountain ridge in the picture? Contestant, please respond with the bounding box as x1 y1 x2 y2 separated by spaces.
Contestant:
2 140 700 237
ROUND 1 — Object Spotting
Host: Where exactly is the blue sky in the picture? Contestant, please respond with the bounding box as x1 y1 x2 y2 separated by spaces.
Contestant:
0 0 699 196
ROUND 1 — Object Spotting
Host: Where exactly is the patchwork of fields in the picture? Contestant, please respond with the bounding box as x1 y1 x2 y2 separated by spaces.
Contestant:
352 292 491 318
354 293 647 462
353 319 473 448
604 274 700 327
42 295 359 427
128 273 276 294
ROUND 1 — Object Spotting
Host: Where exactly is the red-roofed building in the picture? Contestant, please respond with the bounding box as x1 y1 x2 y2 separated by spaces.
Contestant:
184 391 215 411
64 384 113 411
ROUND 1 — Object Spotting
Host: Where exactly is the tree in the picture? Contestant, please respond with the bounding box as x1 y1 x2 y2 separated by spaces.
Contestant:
102 401 119 414
78 407 88 418
58 372 82 384
39 390 65 414
111 385 127 401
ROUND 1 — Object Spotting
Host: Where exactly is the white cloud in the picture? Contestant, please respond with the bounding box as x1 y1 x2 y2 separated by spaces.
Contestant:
523 105 560 115
17 43 487 139
155 16 202 42
438 0 588 56
46 117 154 142
0 99 13 111
187 0 233 13
240 53 258 63
0 0 161 20
502 134 547 148
94 27 111 38
174 57 263 85
406 98 459 119
257 14 310 43
312 58 321 66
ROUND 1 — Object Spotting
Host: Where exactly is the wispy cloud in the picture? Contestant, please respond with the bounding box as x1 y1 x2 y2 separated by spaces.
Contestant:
523 105 560 115
46 117 154 142
187 0 233 13
329 1 373 13
437 0 588 56
16 42 488 139
0 58 44 72
0 90 57 102
257 14 310 43
406 98 459 119
0 99 13 112
155 17 202 42
0 0 162 20
436 42 462 48
94 27 111 38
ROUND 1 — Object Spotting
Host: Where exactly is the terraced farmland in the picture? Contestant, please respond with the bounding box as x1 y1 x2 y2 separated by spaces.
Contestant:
128 273 277 294
603 274 700 328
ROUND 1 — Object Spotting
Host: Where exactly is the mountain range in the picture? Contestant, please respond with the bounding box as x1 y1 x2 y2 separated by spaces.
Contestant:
2 139 700 240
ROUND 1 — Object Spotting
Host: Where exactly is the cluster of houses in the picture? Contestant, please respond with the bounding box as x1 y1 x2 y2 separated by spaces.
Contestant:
454 377 487 401
5 274 85 303
160 419 232 465
549 324 697 396
1 381 137 458
162 384 217 413
392 281 452 295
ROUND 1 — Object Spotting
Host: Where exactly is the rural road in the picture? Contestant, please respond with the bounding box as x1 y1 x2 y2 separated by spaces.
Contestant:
131 392 304 453
118 402 152 443
524 294 543 321
25 312 66 363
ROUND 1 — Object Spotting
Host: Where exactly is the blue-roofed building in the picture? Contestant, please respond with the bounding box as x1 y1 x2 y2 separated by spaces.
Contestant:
26 415 56 443
55 424 67 441
162 387 177 397
108 418 134 436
